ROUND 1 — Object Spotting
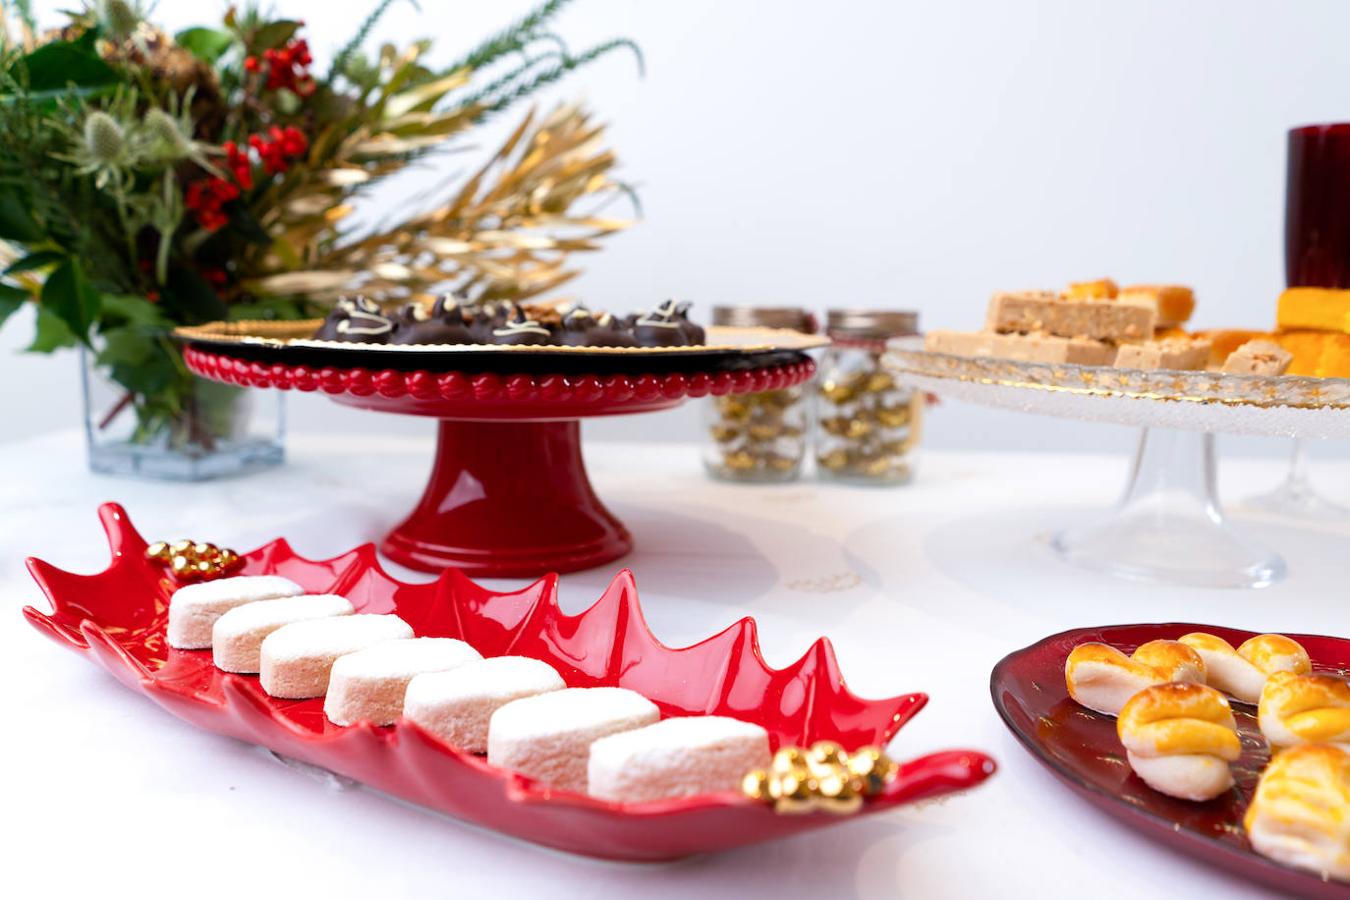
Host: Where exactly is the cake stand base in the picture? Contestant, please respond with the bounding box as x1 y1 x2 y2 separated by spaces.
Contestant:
1243 439 1349 520
1052 429 1286 589
381 420 630 577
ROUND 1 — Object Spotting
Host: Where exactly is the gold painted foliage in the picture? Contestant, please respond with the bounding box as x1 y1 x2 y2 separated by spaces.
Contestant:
250 95 633 305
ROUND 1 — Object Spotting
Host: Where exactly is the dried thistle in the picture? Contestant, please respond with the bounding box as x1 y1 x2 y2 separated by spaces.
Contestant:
58 110 132 190
95 0 141 43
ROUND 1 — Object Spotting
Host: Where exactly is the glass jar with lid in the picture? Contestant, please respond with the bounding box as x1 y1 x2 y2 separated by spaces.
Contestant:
703 305 817 482
815 309 922 485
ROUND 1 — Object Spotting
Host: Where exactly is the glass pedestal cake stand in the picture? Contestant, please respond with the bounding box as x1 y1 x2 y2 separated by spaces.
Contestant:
179 322 819 577
886 346 1350 588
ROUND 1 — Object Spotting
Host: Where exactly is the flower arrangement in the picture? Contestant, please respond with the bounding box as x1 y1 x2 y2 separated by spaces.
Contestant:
0 0 639 447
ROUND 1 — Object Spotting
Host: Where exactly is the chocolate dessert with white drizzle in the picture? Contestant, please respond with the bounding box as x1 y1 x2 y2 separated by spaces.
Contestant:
314 296 705 348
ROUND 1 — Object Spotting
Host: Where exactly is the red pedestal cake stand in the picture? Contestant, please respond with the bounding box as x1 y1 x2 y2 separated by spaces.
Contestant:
183 341 815 577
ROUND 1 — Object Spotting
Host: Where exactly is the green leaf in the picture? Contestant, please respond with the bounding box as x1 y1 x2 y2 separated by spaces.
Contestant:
100 293 170 327
327 0 406 84
0 284 26 328
27 305 78 352
71 23 102 55
227 295 316 320
0 190 42 242
228 205 273 245
175 28 235 64
4 249 64 275
252 20 302 53
1 83 116 105
41 258 102 344
107 354 176 396
7 41 119 94
164 264 228 324
102 332 177 396
96 325 156 368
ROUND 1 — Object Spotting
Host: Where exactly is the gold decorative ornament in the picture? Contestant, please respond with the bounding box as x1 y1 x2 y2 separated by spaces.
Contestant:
816 366 923 482
145 539 241 581
741 741 898 815
705 388 809 480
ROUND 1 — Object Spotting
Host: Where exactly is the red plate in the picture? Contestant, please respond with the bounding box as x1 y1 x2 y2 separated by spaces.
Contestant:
991 623 1350 897
23 504 995 861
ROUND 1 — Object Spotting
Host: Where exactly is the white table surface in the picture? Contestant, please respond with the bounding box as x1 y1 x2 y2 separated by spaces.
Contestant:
5 429 1348 899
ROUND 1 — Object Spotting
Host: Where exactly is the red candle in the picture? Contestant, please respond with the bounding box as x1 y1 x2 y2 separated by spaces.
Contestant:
1286 123 1350 288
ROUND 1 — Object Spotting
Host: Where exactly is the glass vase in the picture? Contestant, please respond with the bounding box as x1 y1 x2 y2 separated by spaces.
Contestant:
81 344 284 481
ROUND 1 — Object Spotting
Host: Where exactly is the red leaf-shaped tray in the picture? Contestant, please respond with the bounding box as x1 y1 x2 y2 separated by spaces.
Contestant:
991 624 1350 898
23 504 995 861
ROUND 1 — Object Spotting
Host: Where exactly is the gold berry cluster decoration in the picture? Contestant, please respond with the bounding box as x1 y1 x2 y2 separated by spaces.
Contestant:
742 741 898 815
145 539 242 581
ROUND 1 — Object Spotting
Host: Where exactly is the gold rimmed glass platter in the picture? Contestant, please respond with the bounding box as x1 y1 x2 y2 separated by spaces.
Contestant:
885 345 1350 440
884 343 1350 589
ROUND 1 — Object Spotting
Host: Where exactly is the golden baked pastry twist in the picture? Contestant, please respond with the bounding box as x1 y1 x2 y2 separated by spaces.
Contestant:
1244 744 1350 882
1258 671 1350 751
1065 640 1206 716
1116 682 1241 801
1178 632 1311 704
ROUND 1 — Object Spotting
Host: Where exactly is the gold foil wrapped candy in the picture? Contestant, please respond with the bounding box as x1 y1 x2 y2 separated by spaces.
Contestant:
816 367 921 482
742 741 899 814
706 389 808 479
703 306 817 482
146 539 242 581
815 309 922 485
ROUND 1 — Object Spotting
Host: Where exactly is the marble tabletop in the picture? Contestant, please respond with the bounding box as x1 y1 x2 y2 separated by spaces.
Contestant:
5 429 1348 899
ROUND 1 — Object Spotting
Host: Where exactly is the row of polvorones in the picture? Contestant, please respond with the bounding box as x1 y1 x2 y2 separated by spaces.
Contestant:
1064 632 1350 881
924 278 1337 376
166 575 770 802
313 295 707 348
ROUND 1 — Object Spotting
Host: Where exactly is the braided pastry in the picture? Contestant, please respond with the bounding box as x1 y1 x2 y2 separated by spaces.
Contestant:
1065 640 1206 716
1244 743 1350 882
1177 632 1310 704
1258 671 1350 751
1116 682 1241 801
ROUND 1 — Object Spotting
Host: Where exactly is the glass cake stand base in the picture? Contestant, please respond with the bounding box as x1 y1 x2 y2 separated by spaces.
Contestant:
1052 429 1286 589
887 347 1350 587
1242 439 1349 520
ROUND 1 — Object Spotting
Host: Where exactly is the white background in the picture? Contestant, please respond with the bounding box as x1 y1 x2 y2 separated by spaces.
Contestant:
8 0 1350 460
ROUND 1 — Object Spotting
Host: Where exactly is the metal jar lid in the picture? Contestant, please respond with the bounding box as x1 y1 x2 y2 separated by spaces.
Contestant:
825 309 919 339
712 305 818 333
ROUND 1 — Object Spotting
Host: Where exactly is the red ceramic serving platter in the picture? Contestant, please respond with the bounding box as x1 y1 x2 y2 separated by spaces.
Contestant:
24 504 995 861
991 623 1350 898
